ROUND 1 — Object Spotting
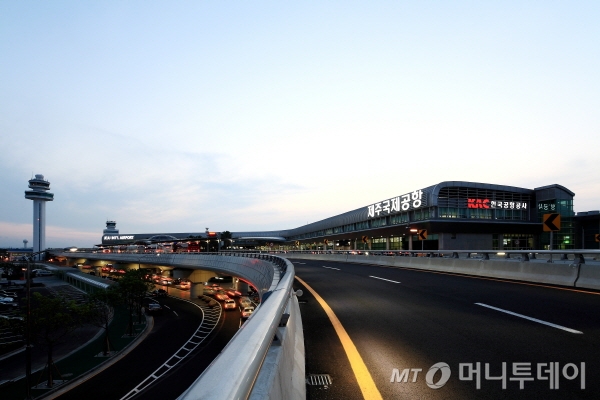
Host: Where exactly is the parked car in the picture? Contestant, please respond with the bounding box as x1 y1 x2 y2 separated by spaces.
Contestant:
0 297 17 307
0 290 18 299
32 269 53 277
146 303 163 314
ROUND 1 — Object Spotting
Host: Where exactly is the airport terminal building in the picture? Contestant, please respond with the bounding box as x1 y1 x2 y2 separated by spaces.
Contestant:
99 181 599 252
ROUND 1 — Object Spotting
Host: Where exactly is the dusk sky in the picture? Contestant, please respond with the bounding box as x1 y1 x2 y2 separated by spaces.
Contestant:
1 1 599 248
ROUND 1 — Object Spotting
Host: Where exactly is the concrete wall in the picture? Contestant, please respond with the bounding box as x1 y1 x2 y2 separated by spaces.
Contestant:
250 295 305 400
575 263 600 291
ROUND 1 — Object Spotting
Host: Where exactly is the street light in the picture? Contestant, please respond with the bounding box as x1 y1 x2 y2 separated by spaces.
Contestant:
21 249 48 400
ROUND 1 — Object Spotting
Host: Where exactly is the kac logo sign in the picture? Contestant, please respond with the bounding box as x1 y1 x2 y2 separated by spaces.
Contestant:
391 362 451 389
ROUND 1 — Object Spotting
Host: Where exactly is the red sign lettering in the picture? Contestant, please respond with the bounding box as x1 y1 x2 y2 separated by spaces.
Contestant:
467 198 490 209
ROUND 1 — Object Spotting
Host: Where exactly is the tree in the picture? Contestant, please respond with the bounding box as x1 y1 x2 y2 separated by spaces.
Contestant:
0 260 23 280
221 231 233 249
84 286 122 356
27 292 88 388
116 269 154 336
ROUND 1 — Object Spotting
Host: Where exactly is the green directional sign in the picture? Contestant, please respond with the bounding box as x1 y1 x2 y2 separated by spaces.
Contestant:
543 213 561 232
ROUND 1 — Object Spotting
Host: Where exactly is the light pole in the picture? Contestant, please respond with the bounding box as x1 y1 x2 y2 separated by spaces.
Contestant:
21 249 47 400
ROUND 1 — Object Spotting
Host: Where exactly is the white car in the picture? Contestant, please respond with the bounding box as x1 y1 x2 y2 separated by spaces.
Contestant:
240 297 253 308
223 299 236 310
241 306 254 319
0 297 17 307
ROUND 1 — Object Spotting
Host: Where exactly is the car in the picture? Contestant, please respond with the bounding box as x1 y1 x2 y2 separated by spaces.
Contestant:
213 292 230 301
146 303 163 314
0 314 23 321
241 306 254 319
240 297 253 308
178 281 190 289
223 299 236 310
32 269 53 277
226 289 242 298
148 289 167 297
0 297 17 307
0 290 18 299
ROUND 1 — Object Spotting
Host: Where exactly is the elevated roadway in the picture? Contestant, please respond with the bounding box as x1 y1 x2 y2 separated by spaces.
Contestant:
292 258 600 399
50 251 305 400
51 249 600 399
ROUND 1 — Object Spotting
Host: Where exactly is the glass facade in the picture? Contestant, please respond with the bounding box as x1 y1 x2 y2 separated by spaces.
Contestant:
437 186 530 221
492 234 534 250
389 237 403 250
284 182 577 251
537 199 575 250
371 237 387 250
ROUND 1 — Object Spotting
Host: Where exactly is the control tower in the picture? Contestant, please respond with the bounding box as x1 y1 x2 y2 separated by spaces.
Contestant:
24 174 54 258
103 220 119 235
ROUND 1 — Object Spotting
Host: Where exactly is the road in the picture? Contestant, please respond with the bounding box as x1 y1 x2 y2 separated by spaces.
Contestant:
292 258 600 400
53 294 241 400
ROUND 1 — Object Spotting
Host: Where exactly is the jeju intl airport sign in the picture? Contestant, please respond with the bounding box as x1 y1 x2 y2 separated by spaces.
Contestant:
367 189 427 218
103 235 135 241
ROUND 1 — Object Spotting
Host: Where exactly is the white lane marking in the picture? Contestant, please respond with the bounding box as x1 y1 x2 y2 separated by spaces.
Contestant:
172 311 179 317
369 275 400 284
475 303 583 334
323 266 340 270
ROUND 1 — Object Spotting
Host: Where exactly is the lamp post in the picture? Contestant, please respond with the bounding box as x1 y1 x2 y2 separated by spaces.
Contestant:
21 249 47 400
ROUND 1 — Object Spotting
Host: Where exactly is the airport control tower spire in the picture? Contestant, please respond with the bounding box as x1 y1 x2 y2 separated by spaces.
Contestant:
24 174 54 258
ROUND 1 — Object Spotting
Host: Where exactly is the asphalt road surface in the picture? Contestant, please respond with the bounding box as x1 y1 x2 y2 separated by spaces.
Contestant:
293 258 600 400
53 295 241 400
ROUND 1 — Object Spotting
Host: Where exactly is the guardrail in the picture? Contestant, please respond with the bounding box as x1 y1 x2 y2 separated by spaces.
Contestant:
51 251 302 399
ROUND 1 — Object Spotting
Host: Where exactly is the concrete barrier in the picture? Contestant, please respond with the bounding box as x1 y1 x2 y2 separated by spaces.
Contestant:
250 294 305 400
575 264 600 290
284 253 582 288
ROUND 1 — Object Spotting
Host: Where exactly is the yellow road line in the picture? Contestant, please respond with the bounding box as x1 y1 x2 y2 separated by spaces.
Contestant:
295 276 383 400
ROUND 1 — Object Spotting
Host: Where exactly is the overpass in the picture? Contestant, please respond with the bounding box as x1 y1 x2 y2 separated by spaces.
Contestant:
51 250 305 400
49 248 600 399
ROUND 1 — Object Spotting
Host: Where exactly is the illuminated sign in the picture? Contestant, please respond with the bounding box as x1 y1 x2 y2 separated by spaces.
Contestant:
368 189 427 218
467 199 528 210
538 203 557 212
103 235 135 241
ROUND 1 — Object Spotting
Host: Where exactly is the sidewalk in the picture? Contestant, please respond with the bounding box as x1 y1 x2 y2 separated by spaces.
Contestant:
0 294 150 400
